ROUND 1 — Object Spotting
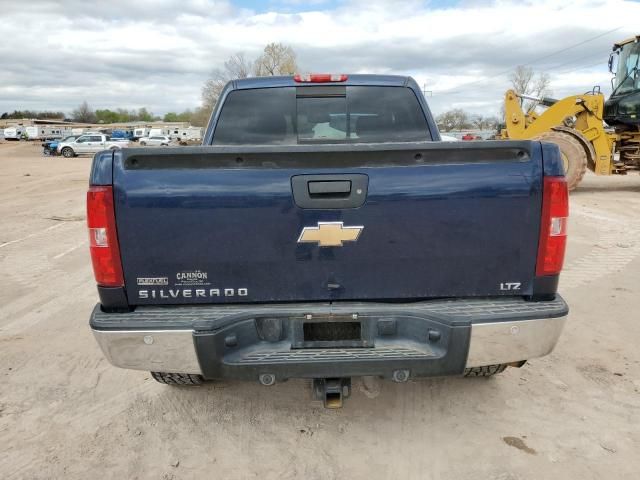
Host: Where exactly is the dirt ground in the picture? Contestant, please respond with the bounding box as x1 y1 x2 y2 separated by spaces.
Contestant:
1 140 639 480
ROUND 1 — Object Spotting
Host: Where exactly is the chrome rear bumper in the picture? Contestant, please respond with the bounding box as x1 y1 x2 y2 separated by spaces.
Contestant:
466 316 566 368
93 329 201 374
91 297 568 378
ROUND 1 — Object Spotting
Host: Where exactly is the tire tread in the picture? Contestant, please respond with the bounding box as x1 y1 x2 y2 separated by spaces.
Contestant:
463 364 509 377
150 372 204 385
533 130 587 190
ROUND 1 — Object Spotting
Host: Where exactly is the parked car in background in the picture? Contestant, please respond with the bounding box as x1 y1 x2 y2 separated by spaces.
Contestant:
57 134 126 157
139 135 171 146
42 135 77 156
110 129 134 141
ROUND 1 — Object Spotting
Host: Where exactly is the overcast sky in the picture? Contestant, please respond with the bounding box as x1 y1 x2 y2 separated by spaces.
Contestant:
1 0 638 117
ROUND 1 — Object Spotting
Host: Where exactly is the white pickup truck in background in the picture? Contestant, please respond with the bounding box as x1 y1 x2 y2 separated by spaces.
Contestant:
57 133 127 157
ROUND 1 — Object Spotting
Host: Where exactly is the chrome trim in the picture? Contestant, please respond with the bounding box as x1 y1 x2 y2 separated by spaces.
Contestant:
92 329 201 374
466 316 567 368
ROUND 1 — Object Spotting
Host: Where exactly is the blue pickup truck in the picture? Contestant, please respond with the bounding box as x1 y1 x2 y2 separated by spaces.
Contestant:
87 74 569 407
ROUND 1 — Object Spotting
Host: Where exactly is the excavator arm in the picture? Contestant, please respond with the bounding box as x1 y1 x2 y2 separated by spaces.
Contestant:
501 89 615 177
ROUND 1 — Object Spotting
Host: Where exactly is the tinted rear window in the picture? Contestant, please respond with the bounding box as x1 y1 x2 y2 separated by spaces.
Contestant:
212 86 431 145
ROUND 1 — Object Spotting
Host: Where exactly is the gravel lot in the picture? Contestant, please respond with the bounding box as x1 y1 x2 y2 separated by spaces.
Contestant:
1 141 639 479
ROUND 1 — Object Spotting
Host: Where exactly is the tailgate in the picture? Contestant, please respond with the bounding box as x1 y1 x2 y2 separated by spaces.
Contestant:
112 142 543 305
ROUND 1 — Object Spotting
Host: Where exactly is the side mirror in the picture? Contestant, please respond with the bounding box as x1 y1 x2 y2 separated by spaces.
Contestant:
608 52 615 74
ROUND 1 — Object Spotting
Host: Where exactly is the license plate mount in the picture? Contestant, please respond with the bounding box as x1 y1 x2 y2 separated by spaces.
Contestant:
292 314 372 349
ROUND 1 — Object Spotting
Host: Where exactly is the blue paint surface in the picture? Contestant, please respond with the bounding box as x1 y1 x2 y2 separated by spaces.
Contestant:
112 148 543 305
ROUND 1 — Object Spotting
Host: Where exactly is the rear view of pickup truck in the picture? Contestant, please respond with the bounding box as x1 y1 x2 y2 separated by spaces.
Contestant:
88 74 568 407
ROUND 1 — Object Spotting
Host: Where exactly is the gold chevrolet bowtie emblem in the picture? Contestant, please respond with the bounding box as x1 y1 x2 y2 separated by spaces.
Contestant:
297 222 363 247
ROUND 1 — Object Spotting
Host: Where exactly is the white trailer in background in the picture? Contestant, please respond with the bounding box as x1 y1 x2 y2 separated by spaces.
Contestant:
3 126 24 140
25 127 39 139
168 126 203 142
72 128 86 136
148 127 166 137
25 126 73 140
133 127 148 139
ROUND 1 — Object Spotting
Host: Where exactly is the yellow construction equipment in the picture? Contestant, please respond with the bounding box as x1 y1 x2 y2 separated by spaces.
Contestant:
500 35 640 190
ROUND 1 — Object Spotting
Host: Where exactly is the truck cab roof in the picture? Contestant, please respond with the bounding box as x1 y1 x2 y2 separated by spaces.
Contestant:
233 74 415 90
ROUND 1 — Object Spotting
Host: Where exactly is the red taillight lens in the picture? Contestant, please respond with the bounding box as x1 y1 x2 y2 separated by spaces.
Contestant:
87 186 124 287
536 176 569 276
293 73 348 83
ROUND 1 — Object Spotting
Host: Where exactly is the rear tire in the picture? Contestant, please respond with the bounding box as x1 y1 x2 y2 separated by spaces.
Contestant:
464 364 509 377
140 141 146 146
552 126 597 173
532 130 587 190
151 372 204 385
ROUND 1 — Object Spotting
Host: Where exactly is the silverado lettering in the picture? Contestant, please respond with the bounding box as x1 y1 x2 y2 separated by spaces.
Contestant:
138 288 248 299
88 74 569 408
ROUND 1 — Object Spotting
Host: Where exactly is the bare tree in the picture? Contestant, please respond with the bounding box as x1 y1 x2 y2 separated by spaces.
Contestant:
201 72 228 111
510 66 534 97
472 114 487 130
226 52 253 79
510 65 551 114
71 100 96 123
201 52 254 111
485 115 502 131
436 109 470 131
254 43 298 76
201 44 298 114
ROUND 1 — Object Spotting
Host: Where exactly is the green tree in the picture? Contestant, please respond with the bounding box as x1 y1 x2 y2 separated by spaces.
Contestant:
177 110 194 122
137 107 154 122
95 109 121 124
114 108 131 122
190 107 211 127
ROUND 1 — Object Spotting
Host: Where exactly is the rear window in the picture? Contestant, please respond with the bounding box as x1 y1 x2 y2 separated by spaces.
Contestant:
212 86 431 145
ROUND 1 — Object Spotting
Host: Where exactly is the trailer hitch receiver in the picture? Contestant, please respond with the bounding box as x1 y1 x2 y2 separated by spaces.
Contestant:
313 378 351 409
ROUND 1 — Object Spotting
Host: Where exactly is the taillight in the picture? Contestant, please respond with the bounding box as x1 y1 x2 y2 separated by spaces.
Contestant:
536 176 569 276
293 73 348 83
87 186 124 287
